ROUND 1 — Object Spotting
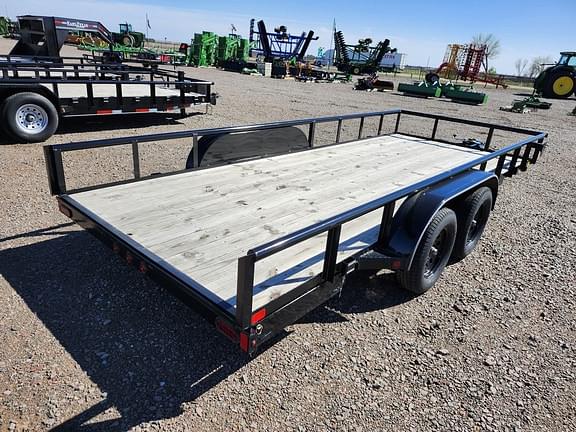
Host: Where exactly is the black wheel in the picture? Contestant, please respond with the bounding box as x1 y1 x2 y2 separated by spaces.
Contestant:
397 207 457 294
352 67 361 75
451 187 492 262
425 72 440 84
542 72 574 98
2 92 59 143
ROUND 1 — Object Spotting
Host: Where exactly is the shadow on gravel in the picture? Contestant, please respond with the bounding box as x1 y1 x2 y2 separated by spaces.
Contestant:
0 112 201 145
1 228 414 430
0 230 248 431
299 271 415 324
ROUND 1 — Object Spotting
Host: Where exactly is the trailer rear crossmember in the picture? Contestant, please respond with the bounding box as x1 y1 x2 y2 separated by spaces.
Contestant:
44 109 546 354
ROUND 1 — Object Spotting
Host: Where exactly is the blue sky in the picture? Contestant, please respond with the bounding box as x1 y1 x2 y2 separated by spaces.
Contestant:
3 0 574 74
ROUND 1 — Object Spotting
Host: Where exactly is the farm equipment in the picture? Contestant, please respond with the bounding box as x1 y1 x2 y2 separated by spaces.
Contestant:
187 31 249 67
112 22 145 48
355 73 394 91
333 29 396 75
534 52 576 98
0 16 16 37
430 43 506 88
499 96 552 114
398 77 486 105
249 19 316 62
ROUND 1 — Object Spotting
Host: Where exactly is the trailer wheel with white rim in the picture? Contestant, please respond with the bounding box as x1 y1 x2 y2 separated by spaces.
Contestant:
397 207 457 294
1 92 59 143
450 187 493 262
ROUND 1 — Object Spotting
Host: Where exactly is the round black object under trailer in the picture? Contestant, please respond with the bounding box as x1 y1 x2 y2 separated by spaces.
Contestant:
451 187 493 262
397 207 457 294
1 92 59 143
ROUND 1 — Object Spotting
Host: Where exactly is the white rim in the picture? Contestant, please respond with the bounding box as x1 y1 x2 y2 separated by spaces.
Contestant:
15 104 48 134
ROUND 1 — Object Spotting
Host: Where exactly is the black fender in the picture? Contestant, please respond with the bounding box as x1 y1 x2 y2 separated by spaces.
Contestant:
382 170 499 270
185 126 309 169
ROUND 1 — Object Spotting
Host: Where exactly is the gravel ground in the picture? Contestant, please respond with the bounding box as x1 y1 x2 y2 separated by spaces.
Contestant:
1 40 575 432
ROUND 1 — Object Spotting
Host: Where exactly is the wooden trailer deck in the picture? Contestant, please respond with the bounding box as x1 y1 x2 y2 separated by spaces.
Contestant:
66 133 493 313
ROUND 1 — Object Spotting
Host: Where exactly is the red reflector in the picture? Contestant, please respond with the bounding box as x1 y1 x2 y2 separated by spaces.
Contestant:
391 260 401 270
96 109 113 115
251 308 267 325
239 332 249 352
135 108 149 112
58 203 72 218
125 252 133 265
215 319 239 343
138 262 148 274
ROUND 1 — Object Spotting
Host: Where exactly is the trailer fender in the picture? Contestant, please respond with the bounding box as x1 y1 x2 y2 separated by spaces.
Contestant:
384 170 499 270
0 85 61 114
185 126 309 169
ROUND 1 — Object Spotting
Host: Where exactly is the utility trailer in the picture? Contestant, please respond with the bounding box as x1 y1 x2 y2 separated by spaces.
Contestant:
44 110 546 355
0 55 216 142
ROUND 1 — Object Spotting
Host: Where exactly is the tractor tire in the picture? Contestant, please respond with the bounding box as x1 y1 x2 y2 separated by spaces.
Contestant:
1 92 59 143
425 72 440 84
397 207 457 294
450 187 492 262
122 34 135 47
542 72 575 98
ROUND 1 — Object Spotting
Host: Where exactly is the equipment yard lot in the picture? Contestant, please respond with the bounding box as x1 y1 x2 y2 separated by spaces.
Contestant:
1 38 575 431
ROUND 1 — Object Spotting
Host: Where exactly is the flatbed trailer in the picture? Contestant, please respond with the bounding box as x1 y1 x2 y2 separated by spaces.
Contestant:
44 109 546 354
0 55 216 142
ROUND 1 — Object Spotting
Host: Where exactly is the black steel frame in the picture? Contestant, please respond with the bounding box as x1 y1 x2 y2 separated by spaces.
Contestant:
44 109 546 353
0 56 215 114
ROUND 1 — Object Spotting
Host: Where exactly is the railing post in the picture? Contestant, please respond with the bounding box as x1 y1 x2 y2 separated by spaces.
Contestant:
394 112 401 133
495 154 506 178
192 133 199 168
322 226 342 283
308 122 316 148
336 119 343 143
132 141 141 179
358 116 365 140
178 70 186 117
377 115 384 135
431 118 439 140
505 147 522 177
483 127 495 151
236 254 255 328
480 127 495 170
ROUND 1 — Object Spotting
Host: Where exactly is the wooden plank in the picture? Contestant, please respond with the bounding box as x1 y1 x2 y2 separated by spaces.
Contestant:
69 134 491 311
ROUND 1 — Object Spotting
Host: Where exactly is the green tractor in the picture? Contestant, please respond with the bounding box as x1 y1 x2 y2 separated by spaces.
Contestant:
112 23 145 48
534 52 576 98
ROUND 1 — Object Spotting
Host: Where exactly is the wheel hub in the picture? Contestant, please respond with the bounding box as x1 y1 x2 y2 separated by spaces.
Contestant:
15 104 48 134
424 231 445 278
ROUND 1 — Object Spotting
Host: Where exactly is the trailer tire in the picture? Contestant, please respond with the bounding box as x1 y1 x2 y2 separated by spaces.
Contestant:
397 207 457 294
451 187 492 262
2 92 59 143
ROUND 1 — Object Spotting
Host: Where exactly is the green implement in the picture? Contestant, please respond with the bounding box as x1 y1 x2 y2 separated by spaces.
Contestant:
441 84 487 105
397 82 441 98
